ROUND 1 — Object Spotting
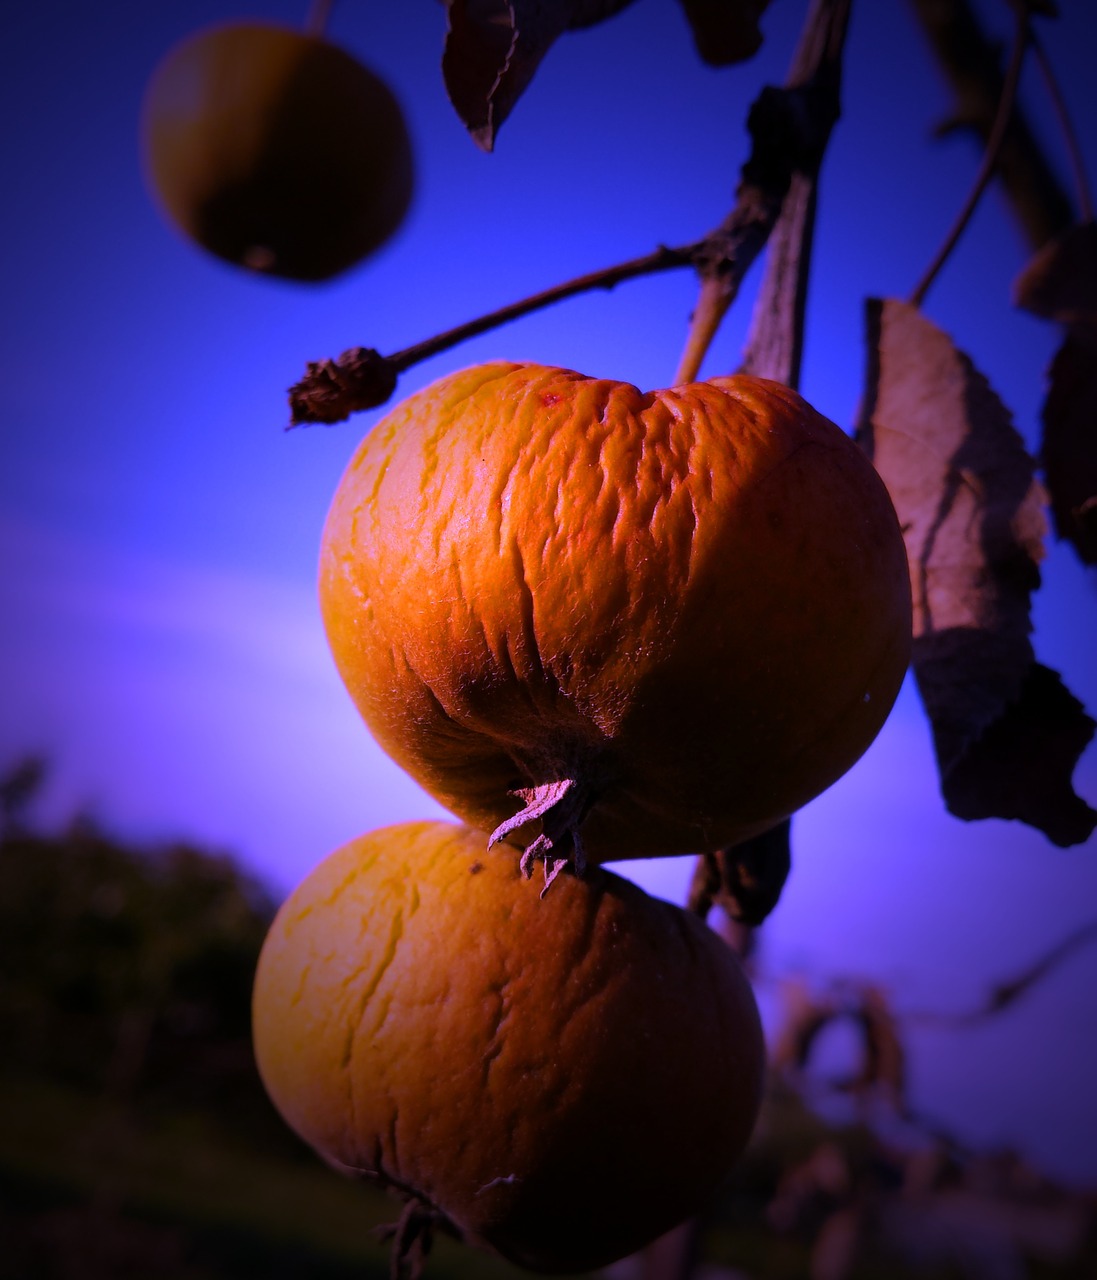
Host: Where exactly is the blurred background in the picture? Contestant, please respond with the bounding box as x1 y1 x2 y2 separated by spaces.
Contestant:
1 0 1095 1275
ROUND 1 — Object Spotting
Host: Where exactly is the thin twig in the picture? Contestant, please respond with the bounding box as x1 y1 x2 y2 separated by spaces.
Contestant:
910 0 1030 307
390 246 693 371
290 0 858 424
674 279 731 385
906 918 1097 1028
288 244 695 424
904 0 1074 250
287 77 848 424
304 0 335 38
1029 26 1094 223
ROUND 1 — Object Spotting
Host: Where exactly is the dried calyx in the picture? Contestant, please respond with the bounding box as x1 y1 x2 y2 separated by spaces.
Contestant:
488 777 592 895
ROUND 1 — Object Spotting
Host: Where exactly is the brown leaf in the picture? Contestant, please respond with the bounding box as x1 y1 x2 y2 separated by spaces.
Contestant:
857 297 1095 847
676 0 772 66
769 978 835 1076
687 819 791 926
1012 220 1097 325
769 981 906 1105
441 0 638 151
1040 323 1097 564
913 640 1095 845
847 986 905 1105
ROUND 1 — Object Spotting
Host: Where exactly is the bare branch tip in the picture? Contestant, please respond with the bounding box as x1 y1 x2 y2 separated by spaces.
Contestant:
287 347 399 428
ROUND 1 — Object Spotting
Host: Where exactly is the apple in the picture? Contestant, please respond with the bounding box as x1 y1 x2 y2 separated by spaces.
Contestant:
141 22 413 281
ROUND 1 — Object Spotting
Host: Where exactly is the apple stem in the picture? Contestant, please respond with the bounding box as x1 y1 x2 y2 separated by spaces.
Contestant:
304 0 334 39
675 276 732 385
379 1196 438 1280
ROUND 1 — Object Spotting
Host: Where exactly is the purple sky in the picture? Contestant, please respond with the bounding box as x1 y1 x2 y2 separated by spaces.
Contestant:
2 0 1096 1187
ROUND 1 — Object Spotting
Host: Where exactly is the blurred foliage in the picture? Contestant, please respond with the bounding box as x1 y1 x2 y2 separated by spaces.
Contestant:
0 757 1094 1279
0 803 280 1137
0 760 584 1279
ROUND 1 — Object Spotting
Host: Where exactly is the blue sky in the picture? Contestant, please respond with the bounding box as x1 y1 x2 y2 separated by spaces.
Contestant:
2 0 1096 1186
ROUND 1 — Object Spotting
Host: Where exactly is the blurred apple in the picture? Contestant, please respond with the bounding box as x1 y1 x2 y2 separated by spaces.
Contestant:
141 21 413 282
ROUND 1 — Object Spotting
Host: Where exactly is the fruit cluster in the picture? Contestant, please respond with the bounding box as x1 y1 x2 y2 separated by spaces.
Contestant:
252 362 912 1272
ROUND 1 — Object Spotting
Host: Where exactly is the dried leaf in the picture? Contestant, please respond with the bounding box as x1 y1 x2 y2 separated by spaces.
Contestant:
441 0 638 151
769 981 906 1105
769 978 834 1076
913 645 1095 845
676 0 771 66
1012 220 1097 325
857 297 1095 847
846 986 905 1105
1012 222 1097 566
1040 323 1097 564
687 820 791 926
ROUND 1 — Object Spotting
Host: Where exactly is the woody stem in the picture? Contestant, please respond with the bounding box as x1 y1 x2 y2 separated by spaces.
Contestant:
304 0 334 37
676 0 853 384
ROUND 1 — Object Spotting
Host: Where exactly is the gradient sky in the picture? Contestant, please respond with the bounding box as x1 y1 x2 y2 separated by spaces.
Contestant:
3 0 1096 1187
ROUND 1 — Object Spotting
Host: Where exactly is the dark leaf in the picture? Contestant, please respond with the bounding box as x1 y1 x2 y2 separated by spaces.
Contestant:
676 0 772 66
1040 323 1097 564
857 297 1095 847
1012 223 1097 565
687 820 791 926
563 0 639 27
1012 220 1097 325
441 0 638 151
918 650 1096 845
